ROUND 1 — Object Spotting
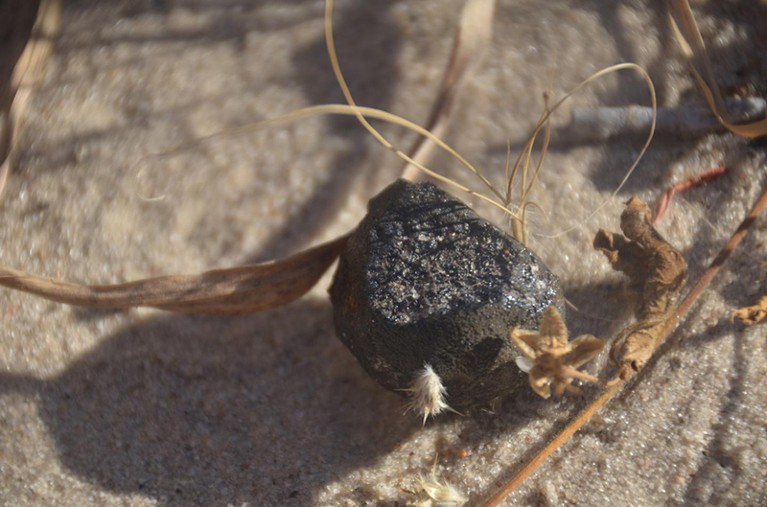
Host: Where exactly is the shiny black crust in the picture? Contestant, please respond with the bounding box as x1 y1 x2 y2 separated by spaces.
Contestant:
330 179 564 409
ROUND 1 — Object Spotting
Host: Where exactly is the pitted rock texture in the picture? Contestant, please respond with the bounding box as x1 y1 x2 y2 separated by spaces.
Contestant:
330 180 564 409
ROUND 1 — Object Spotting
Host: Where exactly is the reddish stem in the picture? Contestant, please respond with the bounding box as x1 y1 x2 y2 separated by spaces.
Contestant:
653 164 727 223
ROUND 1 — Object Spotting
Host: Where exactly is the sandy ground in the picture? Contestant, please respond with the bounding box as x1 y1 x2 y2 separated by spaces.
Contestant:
1 0 766 505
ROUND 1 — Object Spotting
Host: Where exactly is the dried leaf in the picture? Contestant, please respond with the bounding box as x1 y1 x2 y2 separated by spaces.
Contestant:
668 0 767 138
400 0 497 181
0 236 348 314
731 295 767 326
594 196 688 372
1 0 62 199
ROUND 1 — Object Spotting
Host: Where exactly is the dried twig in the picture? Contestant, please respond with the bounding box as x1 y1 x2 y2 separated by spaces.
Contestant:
676 186 767 320
324 0 508 208
560 98 766 143
481 381 622 507
653 164 727 223
400 0 496 181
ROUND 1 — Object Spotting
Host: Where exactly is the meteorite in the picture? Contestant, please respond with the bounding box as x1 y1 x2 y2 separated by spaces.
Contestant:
330 179 564 416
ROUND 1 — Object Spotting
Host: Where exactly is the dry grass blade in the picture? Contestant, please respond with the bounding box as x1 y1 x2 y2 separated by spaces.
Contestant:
0 0 61 200
149 0 508 219
324 0 506 207
400 0 496 181
0 236 348 314
149 102 519 217
504 63 657 242
668 0 767 138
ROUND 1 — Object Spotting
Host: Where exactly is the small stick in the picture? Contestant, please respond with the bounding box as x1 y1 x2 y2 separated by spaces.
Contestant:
481 183 767 507
653 164 727 223
561 97 766 142
675 184 767 320
481 382 623 507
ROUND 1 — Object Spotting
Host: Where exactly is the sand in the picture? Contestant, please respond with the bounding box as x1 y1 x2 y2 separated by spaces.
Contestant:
1 1 766 505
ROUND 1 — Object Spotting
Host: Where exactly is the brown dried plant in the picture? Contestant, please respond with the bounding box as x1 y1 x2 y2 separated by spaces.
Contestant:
510 306 604 399
483 8 767 500
485 189 767 507
731 295 767 326
594 196 688 375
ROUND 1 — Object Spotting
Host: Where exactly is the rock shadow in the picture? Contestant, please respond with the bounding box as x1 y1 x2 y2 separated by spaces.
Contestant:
5 300 415 505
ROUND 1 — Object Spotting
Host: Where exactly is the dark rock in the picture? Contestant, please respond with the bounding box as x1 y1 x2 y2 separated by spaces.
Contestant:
330 179 564 410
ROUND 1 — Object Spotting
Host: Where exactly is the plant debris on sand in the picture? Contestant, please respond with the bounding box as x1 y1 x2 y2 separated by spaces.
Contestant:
594 196 688 375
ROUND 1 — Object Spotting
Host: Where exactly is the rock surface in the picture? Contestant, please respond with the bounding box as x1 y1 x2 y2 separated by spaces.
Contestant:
330 180 564 409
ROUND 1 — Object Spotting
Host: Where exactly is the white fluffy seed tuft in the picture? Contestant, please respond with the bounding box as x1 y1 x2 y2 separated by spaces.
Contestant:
403 364 452 424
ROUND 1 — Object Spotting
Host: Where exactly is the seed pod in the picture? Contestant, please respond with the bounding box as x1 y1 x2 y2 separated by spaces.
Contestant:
330 180 564 412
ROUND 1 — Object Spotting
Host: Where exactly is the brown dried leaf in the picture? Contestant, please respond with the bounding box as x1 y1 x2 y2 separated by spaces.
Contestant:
0 236 347 314
731 295 767 326
594 196 688 373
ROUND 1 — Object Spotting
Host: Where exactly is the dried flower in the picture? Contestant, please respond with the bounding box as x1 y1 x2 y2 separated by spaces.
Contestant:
509 306 604 398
